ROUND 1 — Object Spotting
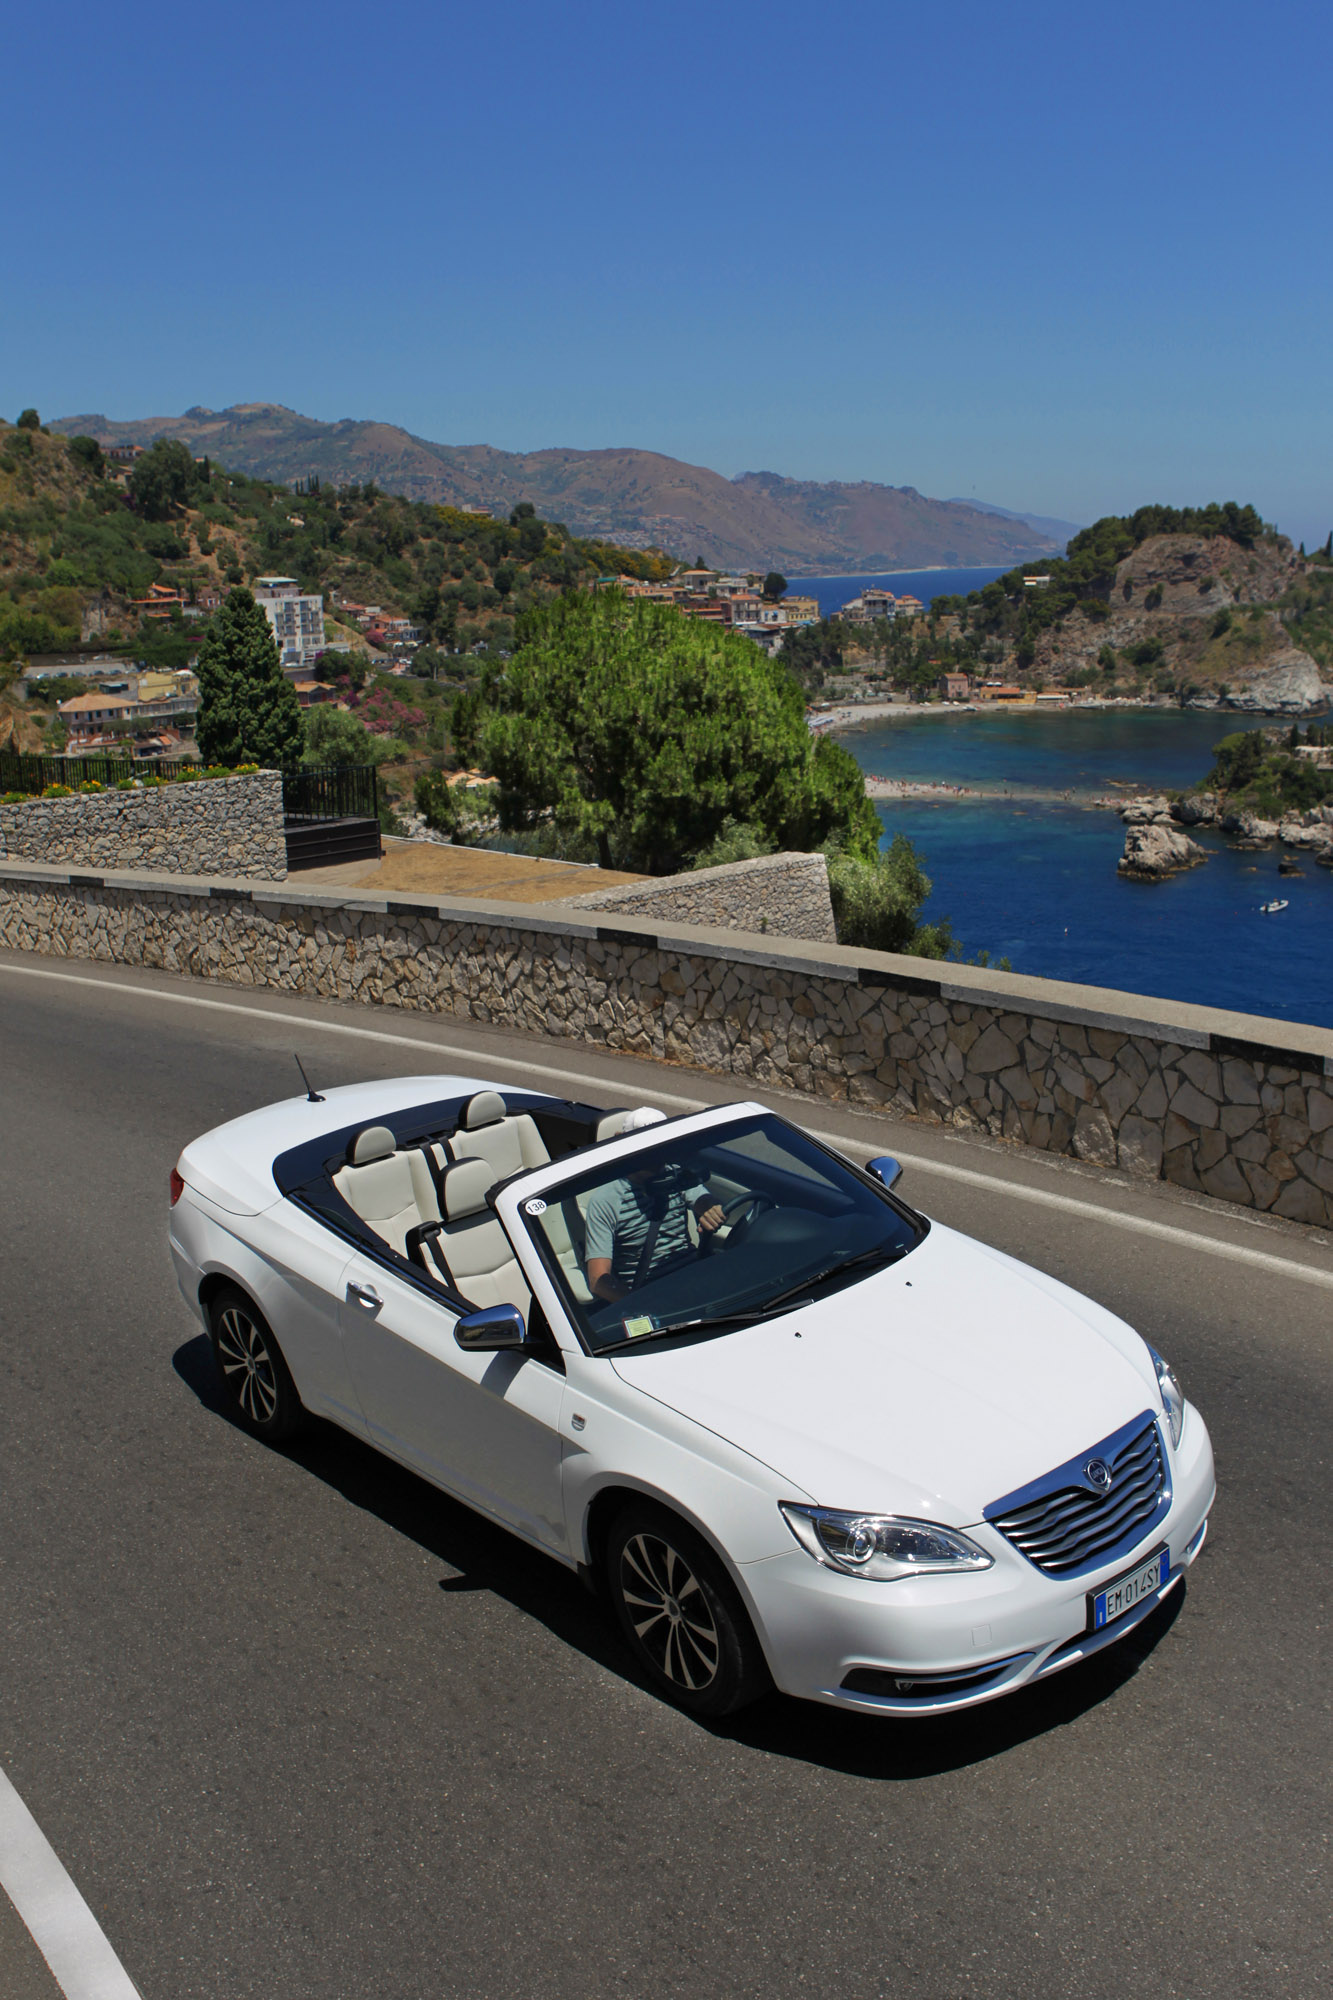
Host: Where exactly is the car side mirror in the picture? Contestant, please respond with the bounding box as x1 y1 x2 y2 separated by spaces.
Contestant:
454 1303 528 1351
866 1155 904 1191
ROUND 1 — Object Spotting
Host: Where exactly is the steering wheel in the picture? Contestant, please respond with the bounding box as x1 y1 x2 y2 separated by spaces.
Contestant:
715 1191 776 1247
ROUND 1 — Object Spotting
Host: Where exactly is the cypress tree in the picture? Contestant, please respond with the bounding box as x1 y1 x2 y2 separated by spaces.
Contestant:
195 589 304 768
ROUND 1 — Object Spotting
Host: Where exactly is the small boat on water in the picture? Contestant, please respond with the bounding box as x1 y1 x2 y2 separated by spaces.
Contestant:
1259 898 1290 913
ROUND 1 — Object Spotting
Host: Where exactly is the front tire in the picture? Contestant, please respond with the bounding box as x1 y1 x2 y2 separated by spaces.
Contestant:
605 1502 769 1716
208 1286 305 1444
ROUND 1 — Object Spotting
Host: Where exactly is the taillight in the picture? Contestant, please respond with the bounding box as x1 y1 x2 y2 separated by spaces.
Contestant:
170 1166 185 1207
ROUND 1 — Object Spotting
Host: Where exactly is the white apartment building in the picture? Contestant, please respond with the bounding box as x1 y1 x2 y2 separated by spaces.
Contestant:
254 576 326 675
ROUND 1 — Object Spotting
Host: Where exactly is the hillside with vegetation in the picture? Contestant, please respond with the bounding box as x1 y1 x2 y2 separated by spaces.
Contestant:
49 402 1064 573
0 414 672 665
0 411 678 792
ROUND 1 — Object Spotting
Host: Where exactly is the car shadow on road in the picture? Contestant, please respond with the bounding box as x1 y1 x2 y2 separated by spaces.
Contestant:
174 1332 1187 1780
173 1334 634 1684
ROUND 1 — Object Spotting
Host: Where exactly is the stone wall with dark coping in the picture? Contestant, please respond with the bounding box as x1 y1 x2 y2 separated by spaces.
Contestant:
2 859 1330 1225
564 850 836 943
0 772 286 879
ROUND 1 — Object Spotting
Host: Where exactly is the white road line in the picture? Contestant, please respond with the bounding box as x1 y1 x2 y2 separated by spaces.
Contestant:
4 960 1333 1294
0 1767 140 2000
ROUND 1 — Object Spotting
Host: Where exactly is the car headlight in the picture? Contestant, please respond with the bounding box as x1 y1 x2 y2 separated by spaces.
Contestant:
1147 1346 1185 1448
780 1504 994 1580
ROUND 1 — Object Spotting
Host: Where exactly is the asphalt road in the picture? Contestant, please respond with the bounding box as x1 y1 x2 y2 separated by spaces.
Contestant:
1 949 1329 2000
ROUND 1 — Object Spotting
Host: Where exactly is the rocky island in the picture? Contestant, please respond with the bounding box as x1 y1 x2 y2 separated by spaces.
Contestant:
1116 723 1333 877
932 505 1333 716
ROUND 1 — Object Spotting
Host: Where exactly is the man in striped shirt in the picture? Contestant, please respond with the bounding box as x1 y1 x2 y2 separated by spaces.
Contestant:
585 1165 725 1302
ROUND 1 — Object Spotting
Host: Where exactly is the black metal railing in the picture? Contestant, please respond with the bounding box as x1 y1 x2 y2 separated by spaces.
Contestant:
281 764 379 823
0 750 201 796
2 751 378 825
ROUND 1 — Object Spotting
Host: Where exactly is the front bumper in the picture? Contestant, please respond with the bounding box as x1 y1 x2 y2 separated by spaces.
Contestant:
738 1407 1215 1716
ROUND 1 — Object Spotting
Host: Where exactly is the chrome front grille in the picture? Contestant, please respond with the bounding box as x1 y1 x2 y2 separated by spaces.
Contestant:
986 1415 1167 1577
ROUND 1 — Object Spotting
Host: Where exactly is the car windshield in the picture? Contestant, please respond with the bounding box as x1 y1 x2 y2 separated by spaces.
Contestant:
518 1113 924 1353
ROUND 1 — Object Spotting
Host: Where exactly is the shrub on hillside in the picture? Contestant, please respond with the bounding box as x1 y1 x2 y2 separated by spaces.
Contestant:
826 835 954 957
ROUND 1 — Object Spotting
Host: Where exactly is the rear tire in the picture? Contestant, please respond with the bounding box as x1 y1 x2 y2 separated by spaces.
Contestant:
207 1286 305 1444
604 1502 769 1716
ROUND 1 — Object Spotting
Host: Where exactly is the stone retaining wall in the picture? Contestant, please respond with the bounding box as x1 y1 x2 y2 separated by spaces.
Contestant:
565 850 836 943
0 772 286 880
2 860 1330 1225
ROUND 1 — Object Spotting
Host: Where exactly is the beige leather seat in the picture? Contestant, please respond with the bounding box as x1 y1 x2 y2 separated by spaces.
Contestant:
542 1198 594 1303
447 1090 550 1180
594 1107 665 1142
432 1157 532 1315
333 1125 441 1256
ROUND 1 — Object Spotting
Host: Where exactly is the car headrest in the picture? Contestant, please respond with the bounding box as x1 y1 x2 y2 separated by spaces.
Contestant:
350 1124 396 1166
463 1090 506 1131
595 1109 632 1141
441 1156 496 1221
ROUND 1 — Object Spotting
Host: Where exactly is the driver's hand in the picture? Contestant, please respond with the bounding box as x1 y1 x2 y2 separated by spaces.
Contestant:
696 1203 726 1234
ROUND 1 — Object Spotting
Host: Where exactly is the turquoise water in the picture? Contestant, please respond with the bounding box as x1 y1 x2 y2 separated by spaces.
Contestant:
839 707 1333 1028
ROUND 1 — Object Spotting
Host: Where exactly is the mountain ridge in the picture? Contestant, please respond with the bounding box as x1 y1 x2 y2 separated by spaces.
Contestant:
51 403 1063 573
945 496 1084 546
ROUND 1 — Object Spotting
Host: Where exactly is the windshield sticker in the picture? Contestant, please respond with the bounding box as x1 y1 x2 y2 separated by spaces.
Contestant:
622 1315 658 1340
524 1198 548 1215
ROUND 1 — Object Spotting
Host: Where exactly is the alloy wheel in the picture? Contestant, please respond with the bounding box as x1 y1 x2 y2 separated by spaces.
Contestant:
619 1532 721 1692
216 1305 280 1425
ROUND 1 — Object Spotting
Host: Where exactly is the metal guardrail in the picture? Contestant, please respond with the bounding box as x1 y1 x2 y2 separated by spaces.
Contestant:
0 750 201 795
282 765 379 823
3 754 378 825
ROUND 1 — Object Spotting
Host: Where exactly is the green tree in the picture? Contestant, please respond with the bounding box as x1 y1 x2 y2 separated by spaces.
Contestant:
477 590 880 872
762 571 787 601
128 439 197 521
414 769 496 841
16 408 39 430
826 834 953 956
195 589 304 768
413 581 441 637
302 703 395 767
68 435 104 475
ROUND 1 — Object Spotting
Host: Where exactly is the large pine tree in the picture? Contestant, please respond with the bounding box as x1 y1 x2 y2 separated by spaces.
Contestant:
195 589 304 768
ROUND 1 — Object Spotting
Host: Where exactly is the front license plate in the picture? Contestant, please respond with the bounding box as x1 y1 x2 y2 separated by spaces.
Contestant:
1089 1547 1168 1631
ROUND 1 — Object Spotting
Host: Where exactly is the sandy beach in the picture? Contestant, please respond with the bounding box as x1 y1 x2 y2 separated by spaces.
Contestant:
810 695 1165 733
864 776 1122 808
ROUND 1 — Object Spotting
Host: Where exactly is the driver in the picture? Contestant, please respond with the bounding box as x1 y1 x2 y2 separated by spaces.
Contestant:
584 1112 725 1302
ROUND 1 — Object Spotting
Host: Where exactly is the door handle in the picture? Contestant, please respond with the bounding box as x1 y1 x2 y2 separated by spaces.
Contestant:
347 1282 382 1309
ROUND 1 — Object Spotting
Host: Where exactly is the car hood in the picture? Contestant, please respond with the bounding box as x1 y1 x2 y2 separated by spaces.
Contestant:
609 1223 1158 1523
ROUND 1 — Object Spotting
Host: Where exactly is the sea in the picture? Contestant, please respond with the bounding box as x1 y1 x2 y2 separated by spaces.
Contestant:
787 565 1012 619
793 569 1333 1030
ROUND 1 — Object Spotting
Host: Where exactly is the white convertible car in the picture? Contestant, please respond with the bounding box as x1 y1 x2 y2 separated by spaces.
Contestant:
169 1074 1215 1718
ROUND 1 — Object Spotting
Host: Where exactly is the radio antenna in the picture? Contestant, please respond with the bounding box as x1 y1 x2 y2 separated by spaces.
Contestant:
294 1054 324 1102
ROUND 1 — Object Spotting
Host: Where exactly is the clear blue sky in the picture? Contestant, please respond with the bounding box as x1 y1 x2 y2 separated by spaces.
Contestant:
6 0 1331 544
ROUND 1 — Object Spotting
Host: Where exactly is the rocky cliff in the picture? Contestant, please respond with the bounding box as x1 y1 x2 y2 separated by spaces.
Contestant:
1029 535 1332 713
